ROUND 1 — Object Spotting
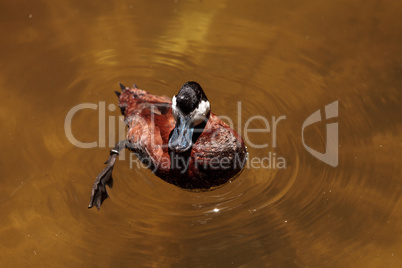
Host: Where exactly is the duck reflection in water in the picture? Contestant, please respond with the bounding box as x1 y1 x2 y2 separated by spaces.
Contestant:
89 82 247 209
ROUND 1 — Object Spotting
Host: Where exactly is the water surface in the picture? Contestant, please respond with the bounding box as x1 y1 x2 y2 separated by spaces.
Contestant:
0 0 401 267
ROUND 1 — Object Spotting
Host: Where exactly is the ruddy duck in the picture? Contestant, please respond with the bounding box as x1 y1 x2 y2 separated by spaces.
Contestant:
89 82 247 209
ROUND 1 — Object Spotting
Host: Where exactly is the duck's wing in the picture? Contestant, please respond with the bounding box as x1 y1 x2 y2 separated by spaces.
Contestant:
117 88 170 115
118 87 175 170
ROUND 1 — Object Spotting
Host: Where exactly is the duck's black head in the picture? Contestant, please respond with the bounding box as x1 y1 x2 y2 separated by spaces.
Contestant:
169 81 211 153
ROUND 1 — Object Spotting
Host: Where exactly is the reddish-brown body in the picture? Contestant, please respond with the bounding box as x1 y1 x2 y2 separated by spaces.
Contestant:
118 86 247 189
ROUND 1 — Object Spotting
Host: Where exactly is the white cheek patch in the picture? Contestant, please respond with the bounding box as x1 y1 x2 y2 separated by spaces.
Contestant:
190 100 210 126
172 95 178 120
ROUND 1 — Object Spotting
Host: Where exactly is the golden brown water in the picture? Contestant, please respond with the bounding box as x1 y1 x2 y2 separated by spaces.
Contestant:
1 0 401 267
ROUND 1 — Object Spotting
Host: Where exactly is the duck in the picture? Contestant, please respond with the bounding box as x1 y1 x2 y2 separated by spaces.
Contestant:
89 81 247 209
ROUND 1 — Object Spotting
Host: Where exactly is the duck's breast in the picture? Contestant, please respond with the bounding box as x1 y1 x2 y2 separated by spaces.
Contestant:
190 114 247 179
